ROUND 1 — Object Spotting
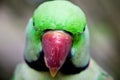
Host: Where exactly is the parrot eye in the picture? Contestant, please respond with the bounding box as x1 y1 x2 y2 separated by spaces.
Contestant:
33 21 39 31
83 26 86 32
33 21 35 26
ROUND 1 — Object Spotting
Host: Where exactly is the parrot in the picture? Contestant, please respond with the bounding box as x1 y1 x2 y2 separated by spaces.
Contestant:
13 0 113 80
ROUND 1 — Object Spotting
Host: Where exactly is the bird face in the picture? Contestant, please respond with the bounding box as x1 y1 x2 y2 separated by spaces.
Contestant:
42 30 72 77
24 1 89 78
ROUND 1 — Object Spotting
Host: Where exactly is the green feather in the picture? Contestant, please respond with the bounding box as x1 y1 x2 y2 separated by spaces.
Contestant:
25 0 87 62
71 26 90 67
24 18 42 62
33 1 86 36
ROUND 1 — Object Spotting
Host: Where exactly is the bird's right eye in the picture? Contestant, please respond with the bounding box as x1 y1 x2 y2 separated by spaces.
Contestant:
83 26 86 32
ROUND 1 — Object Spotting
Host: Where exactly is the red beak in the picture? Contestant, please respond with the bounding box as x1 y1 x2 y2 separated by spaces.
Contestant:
42 31 72 77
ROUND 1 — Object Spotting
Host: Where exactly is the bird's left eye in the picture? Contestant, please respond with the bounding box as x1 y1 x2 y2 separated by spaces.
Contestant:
33 21 35 26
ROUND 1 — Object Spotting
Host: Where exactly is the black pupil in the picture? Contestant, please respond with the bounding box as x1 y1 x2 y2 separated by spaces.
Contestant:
83 27 86 32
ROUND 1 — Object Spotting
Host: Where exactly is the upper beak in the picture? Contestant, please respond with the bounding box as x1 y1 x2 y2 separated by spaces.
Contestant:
42 30 72 77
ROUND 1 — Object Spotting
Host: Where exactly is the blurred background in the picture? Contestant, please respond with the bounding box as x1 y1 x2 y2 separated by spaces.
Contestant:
0 0 120 80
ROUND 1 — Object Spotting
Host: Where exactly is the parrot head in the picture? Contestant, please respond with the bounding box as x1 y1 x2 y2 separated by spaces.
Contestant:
25 0 89 78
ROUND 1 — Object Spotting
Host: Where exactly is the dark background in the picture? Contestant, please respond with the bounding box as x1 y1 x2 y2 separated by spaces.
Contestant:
0 0 120 80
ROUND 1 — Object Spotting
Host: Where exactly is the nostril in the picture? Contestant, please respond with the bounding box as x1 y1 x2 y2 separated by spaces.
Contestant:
63 30 73 37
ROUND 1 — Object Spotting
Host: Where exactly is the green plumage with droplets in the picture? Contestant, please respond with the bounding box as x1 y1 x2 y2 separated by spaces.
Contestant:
13 0 113 80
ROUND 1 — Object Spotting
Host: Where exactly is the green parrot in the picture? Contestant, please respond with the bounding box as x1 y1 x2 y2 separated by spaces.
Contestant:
13 0 113 80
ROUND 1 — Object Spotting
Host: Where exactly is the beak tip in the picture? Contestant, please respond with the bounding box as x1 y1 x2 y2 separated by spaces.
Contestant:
50 68 59 77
